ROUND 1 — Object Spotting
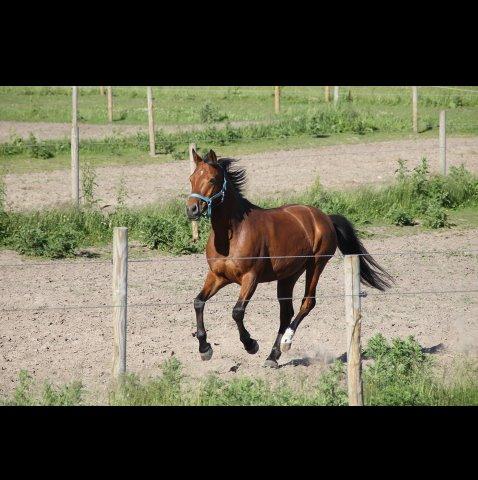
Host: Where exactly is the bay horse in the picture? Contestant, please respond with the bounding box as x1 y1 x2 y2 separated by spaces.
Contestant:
186 149 392 367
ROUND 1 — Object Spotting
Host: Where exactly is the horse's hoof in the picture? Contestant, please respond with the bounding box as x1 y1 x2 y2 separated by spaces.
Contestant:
280 328 294 353
280 343 291 353
263 359 279 368
246 339 259 355
200 347 213 361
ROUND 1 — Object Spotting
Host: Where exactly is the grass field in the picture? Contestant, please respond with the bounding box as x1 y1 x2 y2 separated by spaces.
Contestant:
1 86 478 125
1 103 477 175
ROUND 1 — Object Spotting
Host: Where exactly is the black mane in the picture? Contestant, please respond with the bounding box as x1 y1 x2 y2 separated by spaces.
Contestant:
206 155 259 219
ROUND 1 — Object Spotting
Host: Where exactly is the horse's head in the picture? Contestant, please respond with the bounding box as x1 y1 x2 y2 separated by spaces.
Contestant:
187 149 226 220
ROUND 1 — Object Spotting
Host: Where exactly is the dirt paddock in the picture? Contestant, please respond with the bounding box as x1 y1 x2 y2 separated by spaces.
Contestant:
4 137 478 211
0 228 476 403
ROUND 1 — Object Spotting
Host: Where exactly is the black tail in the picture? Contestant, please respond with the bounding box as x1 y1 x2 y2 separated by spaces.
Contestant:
330 214 393 291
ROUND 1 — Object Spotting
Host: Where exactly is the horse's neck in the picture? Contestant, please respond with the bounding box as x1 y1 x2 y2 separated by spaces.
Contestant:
210 193 242 256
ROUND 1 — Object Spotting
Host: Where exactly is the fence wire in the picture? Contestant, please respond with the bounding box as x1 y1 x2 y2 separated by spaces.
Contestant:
1 249 477 268
1 289 477 314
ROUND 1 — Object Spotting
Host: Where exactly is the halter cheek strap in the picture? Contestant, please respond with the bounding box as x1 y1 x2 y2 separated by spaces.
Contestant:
189 169 227 218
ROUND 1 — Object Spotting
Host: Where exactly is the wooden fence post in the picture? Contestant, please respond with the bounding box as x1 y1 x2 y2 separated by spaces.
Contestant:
71 86 80 206
189 143 199 241
412 86 418 133
344 254 363 406
107 86 113 123
333 86 339 105
325 86 331 103
147 87 156 157
274 86 281 114
112 227 128 379
439 110 447 175
100 86 105 96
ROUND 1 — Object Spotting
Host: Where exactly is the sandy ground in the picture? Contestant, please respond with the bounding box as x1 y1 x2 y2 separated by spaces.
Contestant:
0 120 263 143
3 137 478 212
0 228 477 403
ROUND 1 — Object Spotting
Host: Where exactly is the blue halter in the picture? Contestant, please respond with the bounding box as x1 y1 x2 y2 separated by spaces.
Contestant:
189 168 227 218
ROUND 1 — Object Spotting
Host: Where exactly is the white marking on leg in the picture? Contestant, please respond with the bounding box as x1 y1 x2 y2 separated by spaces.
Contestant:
280 327 294 352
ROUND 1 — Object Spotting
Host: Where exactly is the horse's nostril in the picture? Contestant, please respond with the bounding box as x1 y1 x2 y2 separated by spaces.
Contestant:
188 203 199 216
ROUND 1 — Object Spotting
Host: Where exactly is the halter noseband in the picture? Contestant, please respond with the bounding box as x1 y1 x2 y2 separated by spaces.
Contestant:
189 166 227 218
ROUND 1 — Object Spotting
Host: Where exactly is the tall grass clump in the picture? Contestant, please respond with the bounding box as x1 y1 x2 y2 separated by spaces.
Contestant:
81 160 99 208
304 159 478 227
308 105 379 135
0 171 5 213
109 358 184 406
363 334 478 406
1 370 83 406
199 102 228 123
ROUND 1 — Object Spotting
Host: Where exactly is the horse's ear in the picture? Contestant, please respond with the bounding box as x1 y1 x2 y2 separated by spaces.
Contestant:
192 149 202 166
206 149 218 164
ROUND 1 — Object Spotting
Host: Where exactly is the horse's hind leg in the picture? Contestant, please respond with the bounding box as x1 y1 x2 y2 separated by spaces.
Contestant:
280 258 328 353
194 271 230 361
264 277 296 368
232 272 259 354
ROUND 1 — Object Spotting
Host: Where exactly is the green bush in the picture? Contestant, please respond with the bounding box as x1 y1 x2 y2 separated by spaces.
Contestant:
362 334 478 406
308 106 378 136
199 102 228 123
304 158 477 227
316 361 348 405
9 223 80 258
387 206 415 226
138 206 207 254
27 133 54 159
422 199 450 228
155 130 175 154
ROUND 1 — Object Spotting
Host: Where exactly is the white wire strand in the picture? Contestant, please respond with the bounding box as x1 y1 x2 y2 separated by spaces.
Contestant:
1 289 477 313
0 249 477 268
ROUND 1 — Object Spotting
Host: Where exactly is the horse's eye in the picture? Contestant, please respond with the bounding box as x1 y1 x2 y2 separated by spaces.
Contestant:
209 178 217 185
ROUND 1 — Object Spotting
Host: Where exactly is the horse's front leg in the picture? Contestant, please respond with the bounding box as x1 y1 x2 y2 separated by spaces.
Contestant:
232 272 259 354
194 271 230 361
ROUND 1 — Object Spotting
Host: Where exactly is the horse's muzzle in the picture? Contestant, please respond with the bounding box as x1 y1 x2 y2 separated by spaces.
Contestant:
186 202 201 220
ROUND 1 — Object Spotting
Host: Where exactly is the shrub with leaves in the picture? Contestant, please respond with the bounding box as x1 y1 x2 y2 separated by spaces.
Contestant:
422 199 449 228
363 334 432 406
316 361 348 406
155 130 175 154
27 133 54 159
387 205 415 226
199 102 228 123
9 223 80 258
307 106 378 136
138 205 207 254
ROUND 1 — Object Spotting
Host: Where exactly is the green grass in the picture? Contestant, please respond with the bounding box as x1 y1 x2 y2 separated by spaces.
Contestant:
1 99 477 176
1 86 478 126
3 334 476 406
1 159 477 258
